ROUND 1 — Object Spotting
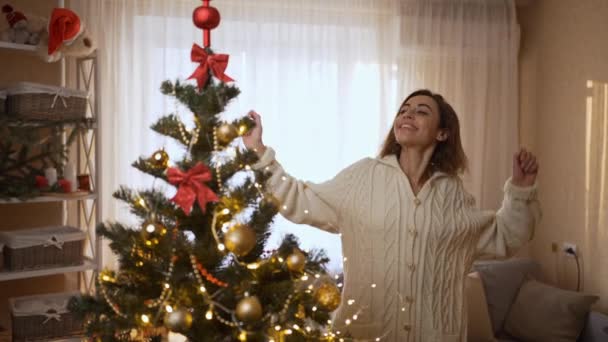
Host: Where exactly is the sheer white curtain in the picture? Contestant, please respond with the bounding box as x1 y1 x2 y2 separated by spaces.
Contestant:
67 0 519 270
397 0 520 209
68 0 400 270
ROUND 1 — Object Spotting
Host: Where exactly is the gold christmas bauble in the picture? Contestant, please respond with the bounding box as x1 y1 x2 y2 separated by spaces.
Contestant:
141 221 167 248
314 282 341 311
149 149 169 169
224 225 257 257
286 249 306 273
164 308 193 332
235 296 263 323
217 123 238 145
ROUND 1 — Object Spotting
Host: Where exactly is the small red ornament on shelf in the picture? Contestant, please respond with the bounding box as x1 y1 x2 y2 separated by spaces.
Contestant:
35 175 49 189
57 179 71 193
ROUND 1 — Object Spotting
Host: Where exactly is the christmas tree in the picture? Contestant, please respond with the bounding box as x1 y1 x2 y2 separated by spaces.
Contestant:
70 2 343 341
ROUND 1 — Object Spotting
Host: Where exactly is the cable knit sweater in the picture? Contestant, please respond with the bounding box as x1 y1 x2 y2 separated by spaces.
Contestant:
252 148 541 342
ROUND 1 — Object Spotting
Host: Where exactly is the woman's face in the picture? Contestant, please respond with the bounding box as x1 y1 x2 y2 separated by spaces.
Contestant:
393 95 446 149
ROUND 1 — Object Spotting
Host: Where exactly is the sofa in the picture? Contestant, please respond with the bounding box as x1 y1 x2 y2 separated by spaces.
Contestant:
466 258 608 342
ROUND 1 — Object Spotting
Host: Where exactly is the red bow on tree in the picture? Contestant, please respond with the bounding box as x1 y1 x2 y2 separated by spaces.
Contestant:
188 43 234 90
167 162 219 215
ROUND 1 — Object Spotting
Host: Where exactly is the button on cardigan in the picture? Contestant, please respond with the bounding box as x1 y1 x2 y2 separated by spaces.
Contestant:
252 148 541 342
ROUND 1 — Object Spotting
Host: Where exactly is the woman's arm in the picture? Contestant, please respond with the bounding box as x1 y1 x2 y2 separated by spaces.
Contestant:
475 149 541 258
252 148 368 234
474 179 541 258
243 110 367 234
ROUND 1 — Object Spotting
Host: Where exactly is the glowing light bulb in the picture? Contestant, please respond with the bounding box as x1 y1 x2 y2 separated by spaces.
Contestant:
146 224 156 233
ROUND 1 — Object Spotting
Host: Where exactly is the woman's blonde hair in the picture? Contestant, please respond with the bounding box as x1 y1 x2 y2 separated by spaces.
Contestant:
379 89 468 177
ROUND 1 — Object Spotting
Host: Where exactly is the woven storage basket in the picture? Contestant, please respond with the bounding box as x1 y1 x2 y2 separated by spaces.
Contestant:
0 90 6 115
6 82 87 120
0 226 85 271
10 291 83 341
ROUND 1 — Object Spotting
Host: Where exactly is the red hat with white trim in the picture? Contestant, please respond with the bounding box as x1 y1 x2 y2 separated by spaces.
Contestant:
2 5 27 28
47 8 84 55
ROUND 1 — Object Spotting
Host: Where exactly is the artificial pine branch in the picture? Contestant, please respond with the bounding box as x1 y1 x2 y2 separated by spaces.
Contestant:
150 114 191 146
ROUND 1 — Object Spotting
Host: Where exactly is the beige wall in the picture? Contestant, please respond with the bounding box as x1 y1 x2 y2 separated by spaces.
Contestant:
518 0 608 312
0 0 77 337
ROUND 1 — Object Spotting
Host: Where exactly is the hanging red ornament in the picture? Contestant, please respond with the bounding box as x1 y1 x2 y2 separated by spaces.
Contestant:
193 3 220 30
193 0 220 48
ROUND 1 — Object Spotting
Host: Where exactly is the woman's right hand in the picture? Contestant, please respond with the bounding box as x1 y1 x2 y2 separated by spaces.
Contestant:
242 110 266 156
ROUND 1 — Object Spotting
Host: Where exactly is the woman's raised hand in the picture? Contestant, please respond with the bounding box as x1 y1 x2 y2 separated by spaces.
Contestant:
512 148 539 187
242 110 266 156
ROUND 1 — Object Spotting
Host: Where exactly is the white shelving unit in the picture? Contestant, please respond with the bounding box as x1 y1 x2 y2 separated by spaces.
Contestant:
0 258 97 282
0 27 101 342
0 44 102 291
0 193 97 204
0 41 37 52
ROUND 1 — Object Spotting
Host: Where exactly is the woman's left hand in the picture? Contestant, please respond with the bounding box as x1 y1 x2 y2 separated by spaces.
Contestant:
512 148 539 187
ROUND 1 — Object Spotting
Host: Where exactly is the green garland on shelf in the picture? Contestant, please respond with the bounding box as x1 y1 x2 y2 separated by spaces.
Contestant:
0 117 95 199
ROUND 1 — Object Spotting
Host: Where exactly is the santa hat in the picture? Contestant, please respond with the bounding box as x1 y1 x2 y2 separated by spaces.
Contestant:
47 8 84 55
2 5 27 28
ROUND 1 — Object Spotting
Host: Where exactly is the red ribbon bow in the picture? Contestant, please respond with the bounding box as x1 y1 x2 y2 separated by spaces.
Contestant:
188 43 234 90
167 162 219 215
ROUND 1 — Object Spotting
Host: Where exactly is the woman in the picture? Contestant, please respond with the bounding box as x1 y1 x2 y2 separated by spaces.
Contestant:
244 89 541 342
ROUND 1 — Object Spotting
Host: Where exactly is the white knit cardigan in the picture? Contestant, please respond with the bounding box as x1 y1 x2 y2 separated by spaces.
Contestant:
252 148 541 342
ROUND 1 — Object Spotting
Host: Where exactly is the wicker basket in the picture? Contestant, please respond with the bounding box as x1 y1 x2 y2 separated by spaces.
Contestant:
10 292 83 341
0 90 6 115
5 82 88 120
0 226 85 271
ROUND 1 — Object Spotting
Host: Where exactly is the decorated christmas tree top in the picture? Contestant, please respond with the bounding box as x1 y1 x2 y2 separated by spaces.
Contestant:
70 1 346 341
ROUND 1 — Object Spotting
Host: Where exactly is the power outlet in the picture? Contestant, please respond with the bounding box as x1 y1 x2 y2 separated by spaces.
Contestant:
562 242 577 257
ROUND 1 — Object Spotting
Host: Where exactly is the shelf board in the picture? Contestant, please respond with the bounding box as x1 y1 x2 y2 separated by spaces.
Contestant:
0 41 37 52
0 258 96 282
0 192 97 204
1 117 97 128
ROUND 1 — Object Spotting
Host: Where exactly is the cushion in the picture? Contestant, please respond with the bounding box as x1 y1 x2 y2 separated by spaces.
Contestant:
473 258 540 334
504 279 599 342
465 272 496 341
579 311 608 342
